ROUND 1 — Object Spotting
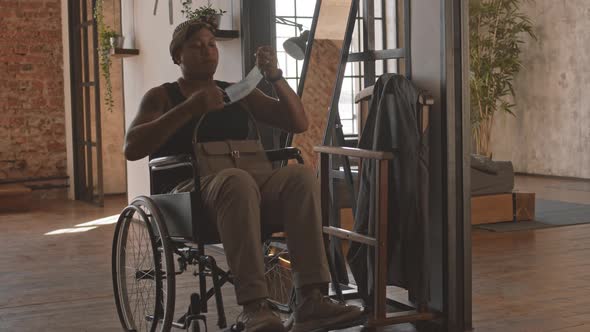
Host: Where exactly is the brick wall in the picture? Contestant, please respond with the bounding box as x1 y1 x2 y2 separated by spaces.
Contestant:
0 0 67 181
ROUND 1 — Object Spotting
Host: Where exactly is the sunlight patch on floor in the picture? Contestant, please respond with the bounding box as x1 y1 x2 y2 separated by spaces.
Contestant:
44 215 119 235
75 215 119 227
45 226 98 235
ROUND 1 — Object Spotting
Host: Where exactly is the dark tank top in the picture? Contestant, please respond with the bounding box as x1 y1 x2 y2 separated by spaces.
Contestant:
149 81 251 194
152 80 251 159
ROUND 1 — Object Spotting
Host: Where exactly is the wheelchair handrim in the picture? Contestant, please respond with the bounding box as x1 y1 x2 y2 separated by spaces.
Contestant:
112 198 175 332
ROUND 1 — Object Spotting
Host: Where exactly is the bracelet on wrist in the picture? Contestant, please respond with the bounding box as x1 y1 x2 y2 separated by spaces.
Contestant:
266 69 283 83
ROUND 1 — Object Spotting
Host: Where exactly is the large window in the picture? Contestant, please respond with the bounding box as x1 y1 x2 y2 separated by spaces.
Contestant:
275 1 389 136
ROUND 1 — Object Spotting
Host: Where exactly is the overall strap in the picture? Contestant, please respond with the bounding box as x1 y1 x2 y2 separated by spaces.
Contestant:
162 82 186 108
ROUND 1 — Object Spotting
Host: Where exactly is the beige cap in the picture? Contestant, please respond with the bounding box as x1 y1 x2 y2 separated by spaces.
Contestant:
169 18 217 64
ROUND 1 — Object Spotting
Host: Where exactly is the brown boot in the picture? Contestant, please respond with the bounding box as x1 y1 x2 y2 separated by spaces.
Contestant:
291 287 364 332
237 299 287 332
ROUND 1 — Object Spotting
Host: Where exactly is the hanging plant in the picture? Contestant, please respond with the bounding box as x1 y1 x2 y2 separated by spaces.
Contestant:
469 0 536 157
94 0 118 112
181 2 226 27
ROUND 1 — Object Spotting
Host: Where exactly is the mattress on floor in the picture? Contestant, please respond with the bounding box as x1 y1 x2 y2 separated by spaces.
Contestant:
471 155 514 196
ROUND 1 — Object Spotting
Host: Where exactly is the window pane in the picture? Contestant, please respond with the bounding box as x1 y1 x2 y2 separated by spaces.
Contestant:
350 20 361 53
276 23 296 38
357 62 363 77
376 60 384 76
342 119 354 135
277 50 289 75
339 77 356 135
296 0 317 17
297 18 313 31
284 51 299 77
375 19 384 50
387 59 398 74
375 0 382 18
276 37 288 50
358 20 364 52
286 78 298 92
354 76 362 94
345 62 353 76
339 78 354 115
276 0 295 16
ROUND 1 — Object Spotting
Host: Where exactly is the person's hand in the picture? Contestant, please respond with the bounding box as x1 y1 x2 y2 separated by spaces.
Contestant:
187 83 224 113
256 46 282 81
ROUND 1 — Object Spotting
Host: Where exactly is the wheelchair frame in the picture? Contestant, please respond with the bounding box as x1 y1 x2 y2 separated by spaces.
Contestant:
112 147 304 332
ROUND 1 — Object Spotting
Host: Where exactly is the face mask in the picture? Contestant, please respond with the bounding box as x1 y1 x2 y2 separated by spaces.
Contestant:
223 67 264 105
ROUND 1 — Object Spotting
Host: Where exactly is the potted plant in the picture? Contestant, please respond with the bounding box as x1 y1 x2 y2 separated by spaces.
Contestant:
100 28 121 49
109 33 125 50
469 0 536 157
94 0 119 112
181 2 226 27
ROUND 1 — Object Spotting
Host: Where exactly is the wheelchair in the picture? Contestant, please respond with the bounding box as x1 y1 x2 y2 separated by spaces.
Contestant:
111 147 306 332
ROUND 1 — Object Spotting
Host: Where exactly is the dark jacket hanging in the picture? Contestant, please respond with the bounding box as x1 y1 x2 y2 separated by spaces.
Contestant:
347 74 430 304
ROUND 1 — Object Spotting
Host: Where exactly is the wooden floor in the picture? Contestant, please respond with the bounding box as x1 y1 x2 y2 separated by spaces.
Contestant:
514 174 590 205
1 175 589 331
472 175 590 332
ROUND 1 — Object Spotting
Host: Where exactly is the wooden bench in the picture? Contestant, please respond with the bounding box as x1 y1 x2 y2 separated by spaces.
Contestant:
0 184 33 213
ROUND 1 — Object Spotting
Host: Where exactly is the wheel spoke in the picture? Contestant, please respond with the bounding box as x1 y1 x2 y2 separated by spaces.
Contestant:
129 215 153 330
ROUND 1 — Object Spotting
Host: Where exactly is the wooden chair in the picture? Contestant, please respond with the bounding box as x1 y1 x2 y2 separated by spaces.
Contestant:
315 88 437 330
284 0 441 328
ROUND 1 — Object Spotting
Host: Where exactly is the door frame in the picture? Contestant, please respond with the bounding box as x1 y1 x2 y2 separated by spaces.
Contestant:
443 0 471 330
67 0 104 206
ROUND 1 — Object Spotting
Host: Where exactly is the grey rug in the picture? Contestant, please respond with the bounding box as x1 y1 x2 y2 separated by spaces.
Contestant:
475 199 590 232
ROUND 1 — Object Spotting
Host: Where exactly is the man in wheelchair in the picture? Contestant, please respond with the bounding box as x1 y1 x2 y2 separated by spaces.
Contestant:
123 18 362 332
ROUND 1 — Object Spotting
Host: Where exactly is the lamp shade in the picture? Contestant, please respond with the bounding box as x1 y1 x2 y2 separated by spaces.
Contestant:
283 30 310 60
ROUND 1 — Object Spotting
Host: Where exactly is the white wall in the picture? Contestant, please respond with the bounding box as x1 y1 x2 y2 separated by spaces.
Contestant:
489 0 590 179
121 0 243 201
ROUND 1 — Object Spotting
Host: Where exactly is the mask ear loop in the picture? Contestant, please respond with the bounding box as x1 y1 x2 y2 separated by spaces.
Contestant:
218 86 231 105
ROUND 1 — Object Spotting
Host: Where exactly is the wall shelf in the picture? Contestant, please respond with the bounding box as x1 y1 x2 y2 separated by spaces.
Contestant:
215 30 239 41
111 48 140 58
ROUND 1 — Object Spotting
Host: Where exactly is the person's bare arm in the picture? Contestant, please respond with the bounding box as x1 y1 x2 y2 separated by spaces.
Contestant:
124 84 223 161
244 82 308 133
244 46 308 133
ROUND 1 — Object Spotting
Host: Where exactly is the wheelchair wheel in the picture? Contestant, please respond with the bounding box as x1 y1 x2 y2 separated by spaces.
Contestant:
112 196 176 332
263 238 294 325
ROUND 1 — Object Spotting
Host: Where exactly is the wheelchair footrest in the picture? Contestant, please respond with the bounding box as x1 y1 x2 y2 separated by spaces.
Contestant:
226 322 245 332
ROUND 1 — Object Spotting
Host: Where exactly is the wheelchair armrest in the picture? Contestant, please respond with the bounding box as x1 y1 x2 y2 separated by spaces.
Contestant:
149 154 193 172
313 146 394 160
265 147 304 164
